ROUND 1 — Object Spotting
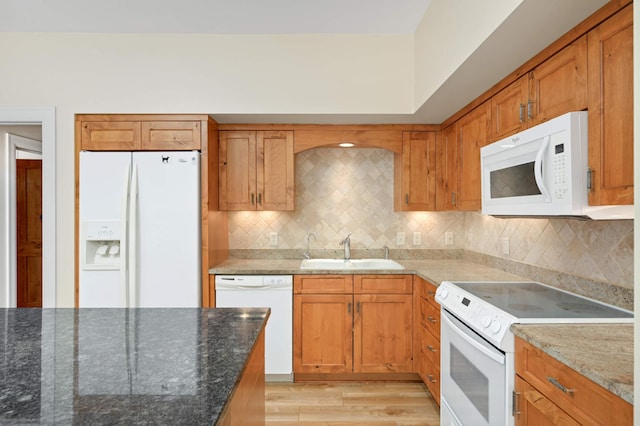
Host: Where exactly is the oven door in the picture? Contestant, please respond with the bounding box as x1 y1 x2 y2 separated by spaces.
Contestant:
440 309 509 426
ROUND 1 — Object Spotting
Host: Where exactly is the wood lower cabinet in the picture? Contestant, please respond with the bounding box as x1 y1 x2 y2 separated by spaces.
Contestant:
293 275 413 378
394 131 436 211
414 276 440 404
515 337 632 426
587 4 633 206
219 130 294 211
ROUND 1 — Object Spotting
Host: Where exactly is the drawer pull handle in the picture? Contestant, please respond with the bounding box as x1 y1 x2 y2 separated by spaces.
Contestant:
427 316 438 324
427 374 437 384
426 291 435 296
427 345 438 353
512 391 521 416
547 377 575 394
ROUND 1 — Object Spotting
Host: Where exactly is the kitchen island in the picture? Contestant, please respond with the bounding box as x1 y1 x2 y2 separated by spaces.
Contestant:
0 307 269 425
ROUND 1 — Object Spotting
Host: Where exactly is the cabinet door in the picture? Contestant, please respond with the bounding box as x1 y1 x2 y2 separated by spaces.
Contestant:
395 131 436 211
587 5 633 206
293 294 353 374
435 124 458 210
514 375 579 426
492 75 528 140
353 294 413 373
141 121 201 150
457 101 491 210
529 35 587 125
257 130 295 211
219 131 257 210
80 121 141 150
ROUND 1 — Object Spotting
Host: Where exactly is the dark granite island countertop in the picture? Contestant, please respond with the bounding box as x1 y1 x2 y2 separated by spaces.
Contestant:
0 307 269 425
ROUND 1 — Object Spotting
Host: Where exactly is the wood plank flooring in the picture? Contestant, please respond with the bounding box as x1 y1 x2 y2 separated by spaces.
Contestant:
265 381 440 425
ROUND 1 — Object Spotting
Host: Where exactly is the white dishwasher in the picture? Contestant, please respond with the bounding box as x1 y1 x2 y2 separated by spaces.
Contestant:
215 275 293 381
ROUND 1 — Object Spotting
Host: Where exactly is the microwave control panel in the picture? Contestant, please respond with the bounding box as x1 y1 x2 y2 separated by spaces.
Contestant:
552 142 568 199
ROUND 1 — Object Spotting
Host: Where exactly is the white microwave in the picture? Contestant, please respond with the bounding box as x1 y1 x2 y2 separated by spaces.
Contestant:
480 112 632 220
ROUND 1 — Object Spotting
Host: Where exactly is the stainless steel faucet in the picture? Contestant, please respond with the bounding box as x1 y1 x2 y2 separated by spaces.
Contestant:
383 245 389 259
303 233 316 259
340 234 351 261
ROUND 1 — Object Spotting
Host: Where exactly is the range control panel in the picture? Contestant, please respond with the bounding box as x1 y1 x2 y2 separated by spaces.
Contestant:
435 281 516 352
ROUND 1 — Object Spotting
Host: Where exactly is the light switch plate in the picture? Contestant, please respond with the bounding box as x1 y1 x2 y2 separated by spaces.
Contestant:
269 232 278 246
502 237 510 255
396 232 405 246
445 232 454 245
413 232 421 245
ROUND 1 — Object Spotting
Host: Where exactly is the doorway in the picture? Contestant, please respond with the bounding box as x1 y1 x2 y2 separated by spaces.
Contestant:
0 108 56 308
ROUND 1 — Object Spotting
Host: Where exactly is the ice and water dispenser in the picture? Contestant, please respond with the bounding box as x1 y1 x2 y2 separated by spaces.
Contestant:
82 221 122 270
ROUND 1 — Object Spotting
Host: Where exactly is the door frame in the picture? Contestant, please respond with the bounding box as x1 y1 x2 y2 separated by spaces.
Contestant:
0 108 56 307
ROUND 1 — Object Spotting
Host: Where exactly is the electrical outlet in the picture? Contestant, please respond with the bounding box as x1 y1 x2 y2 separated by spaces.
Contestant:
413 232 421 245
269 232 278 246
502 237 510 255
396 232 406 246
445 232 454 246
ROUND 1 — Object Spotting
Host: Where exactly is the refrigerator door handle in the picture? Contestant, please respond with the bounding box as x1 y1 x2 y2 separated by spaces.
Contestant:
120 162 131 307
128 163 139 308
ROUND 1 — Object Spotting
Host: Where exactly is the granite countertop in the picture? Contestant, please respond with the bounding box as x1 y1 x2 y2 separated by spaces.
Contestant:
0 307 269 425
209 258 526 283
512 324 633 405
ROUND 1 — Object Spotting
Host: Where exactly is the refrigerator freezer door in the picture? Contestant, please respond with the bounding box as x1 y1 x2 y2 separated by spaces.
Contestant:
79 152 131 307
132 151 201 307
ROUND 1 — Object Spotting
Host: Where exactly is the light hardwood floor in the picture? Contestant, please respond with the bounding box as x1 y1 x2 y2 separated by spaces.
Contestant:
265 381 440 425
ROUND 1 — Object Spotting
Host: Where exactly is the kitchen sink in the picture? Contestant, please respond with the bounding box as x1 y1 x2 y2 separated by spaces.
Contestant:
299 258 404 270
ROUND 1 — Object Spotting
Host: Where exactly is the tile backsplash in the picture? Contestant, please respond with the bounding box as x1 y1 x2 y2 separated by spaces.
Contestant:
228 148 634 288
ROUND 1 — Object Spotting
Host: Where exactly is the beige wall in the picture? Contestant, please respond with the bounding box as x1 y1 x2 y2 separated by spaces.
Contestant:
229 149 633 289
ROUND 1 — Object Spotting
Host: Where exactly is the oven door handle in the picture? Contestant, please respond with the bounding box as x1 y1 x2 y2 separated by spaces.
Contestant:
442 311 505 365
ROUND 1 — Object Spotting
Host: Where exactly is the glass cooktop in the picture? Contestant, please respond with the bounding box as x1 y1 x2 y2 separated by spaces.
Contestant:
454 281 633 320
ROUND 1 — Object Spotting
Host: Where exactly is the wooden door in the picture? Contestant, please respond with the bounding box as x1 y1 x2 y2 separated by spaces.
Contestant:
396 131 436 211
353 294 413 373
491 75 528 140
16 160 42 308
457 101 492 210
587 5 633 206
80 121 141 150
514 375 579 426
257 130 294 211
293 294 353 374
141 121 201 150
529 35 587 125
219 131 257 210
435 124 458 210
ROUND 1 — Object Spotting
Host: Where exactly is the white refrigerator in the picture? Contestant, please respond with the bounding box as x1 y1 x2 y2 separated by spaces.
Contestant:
79 151 201 307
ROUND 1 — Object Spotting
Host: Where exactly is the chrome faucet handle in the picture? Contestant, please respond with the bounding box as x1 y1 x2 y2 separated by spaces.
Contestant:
383 245 389 259
340 233 351 245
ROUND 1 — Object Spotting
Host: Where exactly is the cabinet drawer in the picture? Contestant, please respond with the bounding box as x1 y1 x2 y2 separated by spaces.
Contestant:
141 121 201 150
416 278 438 301
294 275 353 294
420 355 440 404
420 325 439 366
515 337 632 425
419 297 440 336
81 121 141 150
354 275 412 294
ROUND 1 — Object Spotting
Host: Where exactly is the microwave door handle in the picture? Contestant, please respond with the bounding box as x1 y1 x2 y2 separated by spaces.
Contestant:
534 135 552 203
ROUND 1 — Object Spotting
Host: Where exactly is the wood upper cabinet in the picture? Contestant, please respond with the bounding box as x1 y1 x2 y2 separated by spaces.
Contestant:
515 337 632 426
492 35 587 141
293 275 413 376
80 119 201 151
435 124 459 210
457 101 492 211
394 131 436 211
587 4 633 206
219 130 294 211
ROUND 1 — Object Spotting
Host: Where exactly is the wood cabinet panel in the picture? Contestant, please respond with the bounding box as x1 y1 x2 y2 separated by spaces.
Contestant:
394 131 436 211
587 4 634 206
529 35 587 125
257 131 294 210
491 75 528 140
219 131 257 210
293 293 353 374
457 101 491 210
514 375 579 426
141 121 201 150
81 121 141 150
435 124 459 210
294 275 353 294
420 355 440 405
419 296 440 340
515 337 632 426
353 274 412 294
353 293 413 373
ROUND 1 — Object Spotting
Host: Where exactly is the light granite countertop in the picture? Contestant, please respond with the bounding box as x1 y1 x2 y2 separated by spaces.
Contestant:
512 324 633 405
209 257 634 405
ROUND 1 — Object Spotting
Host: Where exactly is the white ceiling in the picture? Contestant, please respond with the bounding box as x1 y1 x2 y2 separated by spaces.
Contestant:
1 0 432 34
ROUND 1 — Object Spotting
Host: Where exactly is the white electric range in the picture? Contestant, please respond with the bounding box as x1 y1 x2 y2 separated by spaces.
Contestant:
435 280 633 426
